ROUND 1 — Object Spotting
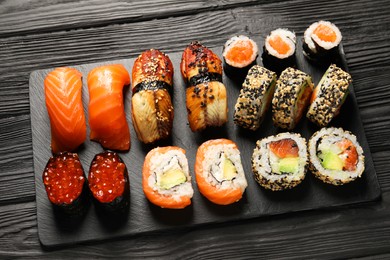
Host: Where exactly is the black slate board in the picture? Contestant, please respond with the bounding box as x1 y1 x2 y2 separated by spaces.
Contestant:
30 37 381 248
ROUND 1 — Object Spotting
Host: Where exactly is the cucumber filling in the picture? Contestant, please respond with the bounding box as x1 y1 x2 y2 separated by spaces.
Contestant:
156 156 187 190
211 152 238 182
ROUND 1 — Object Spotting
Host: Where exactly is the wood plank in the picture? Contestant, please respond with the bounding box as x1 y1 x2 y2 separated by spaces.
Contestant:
0 0 263 37
1 178 390 259
0 115 35 204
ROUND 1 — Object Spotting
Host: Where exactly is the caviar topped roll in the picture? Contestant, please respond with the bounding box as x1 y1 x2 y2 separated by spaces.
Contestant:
252 133 308 191
181 41 228 132
308 127 364 185
303 20 342 61
131 49 174 144
262 28 296 73
223 35 259 78
143 146 194 209
307 64 352 127
234 65 277 130
195 139 247 205
88 151 129 212
42 152 87 214
272 67 314 130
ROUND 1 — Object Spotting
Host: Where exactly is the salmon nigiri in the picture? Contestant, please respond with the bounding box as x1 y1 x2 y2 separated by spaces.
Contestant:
87 64 131 151
44 67 86 153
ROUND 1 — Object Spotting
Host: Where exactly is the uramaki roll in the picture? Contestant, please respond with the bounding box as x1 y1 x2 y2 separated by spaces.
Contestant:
195 139 247 205
143 146 193 209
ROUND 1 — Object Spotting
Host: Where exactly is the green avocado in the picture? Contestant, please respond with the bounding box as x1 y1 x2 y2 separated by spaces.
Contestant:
223 157 237 181
319 150 344 170
278 157 299 173
160 169 187 190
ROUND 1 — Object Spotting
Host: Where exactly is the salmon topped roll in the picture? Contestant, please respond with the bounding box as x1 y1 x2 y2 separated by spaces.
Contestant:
195 139 247 205
44 67 86 153
131 49 174 143
181 41 228 132
87 64 131 151
142 146 194 209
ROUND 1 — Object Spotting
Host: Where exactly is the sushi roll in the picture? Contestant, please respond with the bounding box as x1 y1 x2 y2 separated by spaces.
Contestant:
44 67 86 153
195 139 247 205
262 28 296 74
252 133 308 191
222 35 259 78
131 49 174 144
308 127 364 185
234 65 277 130
88 151 130 212
142 146 194 209
303 20 342 61
42 152 87 215
180 41 228 132
272 67 314 130
88 64 131 151
307 64 352 127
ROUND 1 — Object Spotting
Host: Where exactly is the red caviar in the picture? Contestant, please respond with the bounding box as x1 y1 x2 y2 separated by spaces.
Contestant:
88 152 126 203
43 152 85 205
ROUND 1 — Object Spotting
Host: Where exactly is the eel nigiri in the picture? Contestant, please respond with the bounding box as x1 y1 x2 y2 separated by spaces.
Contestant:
131 49 174 143
87 64 131 151
44 67 86 153
180 41 228 132
195 139 247 205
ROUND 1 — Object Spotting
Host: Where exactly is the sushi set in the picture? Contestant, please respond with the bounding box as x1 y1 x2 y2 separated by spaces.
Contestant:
30 21 380 247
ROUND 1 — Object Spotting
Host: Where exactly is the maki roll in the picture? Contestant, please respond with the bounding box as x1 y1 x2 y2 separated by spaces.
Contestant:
222 35 259 79
234 65 277 130
42 152 87 214
262 28 296 74
195 139 247 205
272 67 314 130
307 64 352 127
252 133 308 191
308 127 364 185
303 20 342 61
180 41 228 132
131 49 174 144
142 146 194 209
88 151 130 212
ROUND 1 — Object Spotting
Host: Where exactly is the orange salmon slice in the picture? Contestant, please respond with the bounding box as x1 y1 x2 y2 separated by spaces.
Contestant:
269 35 290 55
269 138 299 158
313 24 337 42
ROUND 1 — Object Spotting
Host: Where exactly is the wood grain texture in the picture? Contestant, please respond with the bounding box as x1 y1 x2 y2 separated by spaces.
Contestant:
0 0 390 258
0 0 265 37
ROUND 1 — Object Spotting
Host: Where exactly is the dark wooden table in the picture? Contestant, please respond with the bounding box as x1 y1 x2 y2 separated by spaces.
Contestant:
1 0 390 258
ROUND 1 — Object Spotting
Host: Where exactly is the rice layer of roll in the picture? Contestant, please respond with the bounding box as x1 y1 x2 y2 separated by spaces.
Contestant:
234 65 277 130
308 127 364 185
306 64 352 127
252 132 308 191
